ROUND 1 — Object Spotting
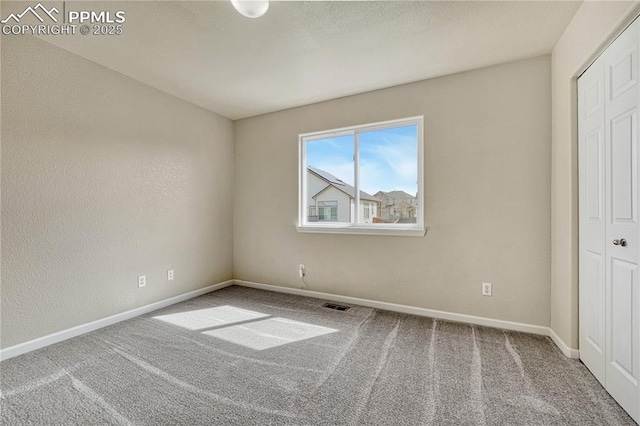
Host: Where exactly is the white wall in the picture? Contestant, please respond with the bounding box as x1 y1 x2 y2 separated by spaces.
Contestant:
550 0 640 350
234 56 552 327
1 36 234 348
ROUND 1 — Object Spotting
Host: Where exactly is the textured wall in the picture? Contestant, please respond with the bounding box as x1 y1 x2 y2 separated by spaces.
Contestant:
550 1 639 350
234 56 552 327
1 36 234 348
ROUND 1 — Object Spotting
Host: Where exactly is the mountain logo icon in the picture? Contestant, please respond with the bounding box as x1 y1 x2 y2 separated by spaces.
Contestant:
1 3 59 24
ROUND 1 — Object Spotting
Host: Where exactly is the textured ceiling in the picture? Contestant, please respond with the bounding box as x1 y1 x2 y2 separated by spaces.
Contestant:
36 1 582 119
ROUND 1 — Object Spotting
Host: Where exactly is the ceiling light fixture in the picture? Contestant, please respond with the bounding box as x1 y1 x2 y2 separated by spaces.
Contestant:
231 0 269 18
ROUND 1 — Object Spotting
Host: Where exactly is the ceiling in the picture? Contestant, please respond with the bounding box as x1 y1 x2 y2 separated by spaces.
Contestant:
37 1 582 120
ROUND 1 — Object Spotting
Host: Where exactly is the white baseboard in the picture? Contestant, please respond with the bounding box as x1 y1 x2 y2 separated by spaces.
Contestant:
234 280 551 337
235 280 582 359
549 327 580 359
1 278 581 362
0 280 234 362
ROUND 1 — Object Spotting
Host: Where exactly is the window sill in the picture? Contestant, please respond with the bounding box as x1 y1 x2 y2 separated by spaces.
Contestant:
296 225 427 237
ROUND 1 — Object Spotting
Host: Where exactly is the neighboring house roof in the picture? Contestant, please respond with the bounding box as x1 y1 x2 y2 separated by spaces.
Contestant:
309 167 345 186
308 167 378 202
374 190 417 204
386 190 416 200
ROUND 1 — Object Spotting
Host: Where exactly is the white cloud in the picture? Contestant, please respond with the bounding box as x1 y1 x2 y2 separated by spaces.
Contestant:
308 131 418 196
359 135 417 195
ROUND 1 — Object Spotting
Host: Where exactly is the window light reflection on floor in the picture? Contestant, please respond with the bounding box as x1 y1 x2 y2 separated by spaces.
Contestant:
202 317 337 350
153 305 269 330
153 305 338 350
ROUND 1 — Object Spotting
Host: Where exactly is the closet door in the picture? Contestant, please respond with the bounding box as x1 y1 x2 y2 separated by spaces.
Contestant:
579 53 607 386
604 19 640 421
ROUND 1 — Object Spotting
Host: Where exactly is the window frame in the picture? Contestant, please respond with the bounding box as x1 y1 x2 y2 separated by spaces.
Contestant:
297 116 426 237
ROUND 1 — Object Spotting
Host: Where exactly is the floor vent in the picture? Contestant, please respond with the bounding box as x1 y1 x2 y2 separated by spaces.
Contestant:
323 303 350 311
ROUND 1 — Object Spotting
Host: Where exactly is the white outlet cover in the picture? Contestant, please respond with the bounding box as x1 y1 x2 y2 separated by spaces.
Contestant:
482 282 492 296
168 270 174 281
138 275 146 288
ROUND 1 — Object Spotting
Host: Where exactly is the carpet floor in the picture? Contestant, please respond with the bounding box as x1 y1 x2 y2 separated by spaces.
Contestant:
0 286 636 425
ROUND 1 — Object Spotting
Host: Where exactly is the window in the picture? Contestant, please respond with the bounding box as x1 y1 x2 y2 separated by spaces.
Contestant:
298 116 425 236
317 201 338 222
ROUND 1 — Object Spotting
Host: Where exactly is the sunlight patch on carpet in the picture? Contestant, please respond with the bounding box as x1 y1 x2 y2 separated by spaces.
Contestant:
153 305 269 330
202 317 337 350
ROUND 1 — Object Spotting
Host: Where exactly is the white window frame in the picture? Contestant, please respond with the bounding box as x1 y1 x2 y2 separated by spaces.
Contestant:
297 116 426 237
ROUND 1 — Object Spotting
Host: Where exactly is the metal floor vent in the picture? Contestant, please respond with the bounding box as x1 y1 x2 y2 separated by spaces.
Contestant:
323 302 350 311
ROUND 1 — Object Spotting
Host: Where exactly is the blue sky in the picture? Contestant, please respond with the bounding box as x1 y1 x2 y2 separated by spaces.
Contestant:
306 125 418 195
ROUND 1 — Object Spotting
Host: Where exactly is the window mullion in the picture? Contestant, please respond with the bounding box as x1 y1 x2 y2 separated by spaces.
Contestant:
300 135 307 226
354 130 360 225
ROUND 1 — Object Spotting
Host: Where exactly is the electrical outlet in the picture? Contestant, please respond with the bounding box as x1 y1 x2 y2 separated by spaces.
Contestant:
482 282 492 296
299 264 306 278
168 270 174 281
138 275 146 288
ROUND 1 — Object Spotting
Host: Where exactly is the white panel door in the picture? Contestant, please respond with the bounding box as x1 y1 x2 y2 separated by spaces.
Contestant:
579 53 607 386
604 18 640 423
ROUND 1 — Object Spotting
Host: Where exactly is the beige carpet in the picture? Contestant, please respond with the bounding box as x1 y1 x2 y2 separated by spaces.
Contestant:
1 286 636 425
